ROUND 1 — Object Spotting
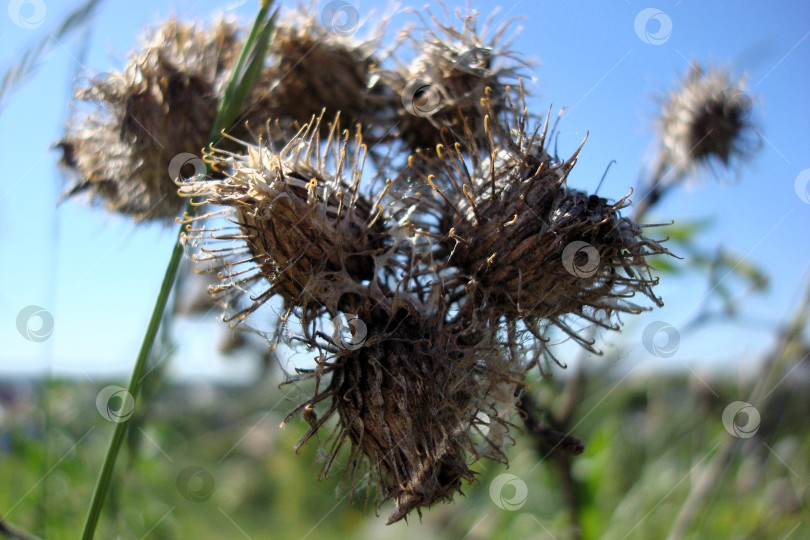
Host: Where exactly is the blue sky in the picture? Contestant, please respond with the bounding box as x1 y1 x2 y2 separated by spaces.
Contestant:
0 0 808 381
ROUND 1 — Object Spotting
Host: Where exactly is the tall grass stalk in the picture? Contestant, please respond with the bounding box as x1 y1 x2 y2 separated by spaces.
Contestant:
80 3 277 538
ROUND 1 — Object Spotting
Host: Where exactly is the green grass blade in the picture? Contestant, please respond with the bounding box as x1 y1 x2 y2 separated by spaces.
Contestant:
210 1 277 141
80 3 276 538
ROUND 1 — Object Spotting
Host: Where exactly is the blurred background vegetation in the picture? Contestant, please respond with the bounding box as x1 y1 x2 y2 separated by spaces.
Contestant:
2 352 808 539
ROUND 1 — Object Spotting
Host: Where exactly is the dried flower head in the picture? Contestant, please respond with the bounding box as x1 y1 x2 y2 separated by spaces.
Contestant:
265 7 388 135
658 63 758 175
383 6 532 149
178 106 527 521
177 112 393 326
58 17 272 220
405 92 669 354
283 299 514 524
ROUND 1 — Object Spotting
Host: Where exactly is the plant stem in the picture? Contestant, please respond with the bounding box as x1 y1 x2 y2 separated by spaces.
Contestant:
80 205 192 540
0 512 43 540
79 3 276 537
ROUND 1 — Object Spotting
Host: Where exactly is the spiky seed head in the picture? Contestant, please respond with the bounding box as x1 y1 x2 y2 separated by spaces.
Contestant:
58 17 245 220
406 95 669 352
177 113 393 324
659 63 758 174
383 7 532 149
266 9 387 134
284 303 514 524
57 17 279 220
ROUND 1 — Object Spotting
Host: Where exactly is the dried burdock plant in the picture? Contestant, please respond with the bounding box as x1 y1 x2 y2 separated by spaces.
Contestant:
405 90 670 356
382 5 532 150
177 112 396 330
657 63 759 178
176 86 671 523
282 297 517 524
265 6 391 136
58 16 274 220
67 2 677 529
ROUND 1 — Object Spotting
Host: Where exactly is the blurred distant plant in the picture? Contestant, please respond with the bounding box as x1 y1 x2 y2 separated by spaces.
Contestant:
637 62 767 324
657 65 757 170
634 62 760 219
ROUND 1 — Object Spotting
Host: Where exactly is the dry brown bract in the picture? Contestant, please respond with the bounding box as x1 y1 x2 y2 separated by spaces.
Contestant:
283 301 512 524
266 8 389 136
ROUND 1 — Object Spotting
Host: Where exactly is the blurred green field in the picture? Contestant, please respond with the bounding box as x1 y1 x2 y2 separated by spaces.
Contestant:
2 369 806 540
